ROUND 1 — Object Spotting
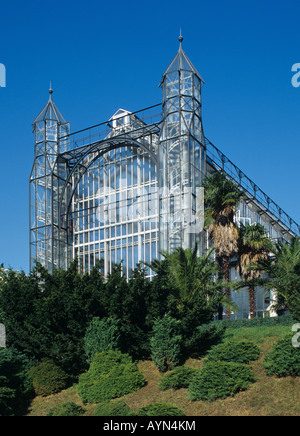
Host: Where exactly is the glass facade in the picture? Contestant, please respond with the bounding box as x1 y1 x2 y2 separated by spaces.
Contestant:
71 141 159 278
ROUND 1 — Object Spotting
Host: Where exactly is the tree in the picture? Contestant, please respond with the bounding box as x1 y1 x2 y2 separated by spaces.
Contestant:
0 261 106 375
238 223 271 318
256 237 300 321
101 263 151 360
150 314 182 372
149 245 222 356
0 348 34 416
84 317 120 363
160 244 219 308
204 171 244 319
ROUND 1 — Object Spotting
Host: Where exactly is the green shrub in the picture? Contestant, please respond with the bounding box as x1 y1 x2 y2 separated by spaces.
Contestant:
188 361 255 401
0 384 18 417
29 359 69 396
183 322 226 357
205 341 260 364
84 317 120 362
47 401 85 416
77 350 146 403
158 366 199 391
94 400 135 416
0 348 34 416
150 314 182 372
137 403 185 416
264 334 300 377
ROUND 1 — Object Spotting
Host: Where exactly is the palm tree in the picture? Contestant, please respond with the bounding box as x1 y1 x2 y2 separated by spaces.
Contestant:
148 244 220 310
203 171 244 319
238 223 271 318
256 237 300 321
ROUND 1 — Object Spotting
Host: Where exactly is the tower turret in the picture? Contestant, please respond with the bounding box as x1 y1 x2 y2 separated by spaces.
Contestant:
159 34 206 253
30 86 70 271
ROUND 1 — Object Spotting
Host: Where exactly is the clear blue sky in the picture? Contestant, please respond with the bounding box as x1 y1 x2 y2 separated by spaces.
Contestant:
0 0 300 272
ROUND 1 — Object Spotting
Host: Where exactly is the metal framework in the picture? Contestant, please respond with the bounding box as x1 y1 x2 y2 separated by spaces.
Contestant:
30 37 300 306
159 35 206 254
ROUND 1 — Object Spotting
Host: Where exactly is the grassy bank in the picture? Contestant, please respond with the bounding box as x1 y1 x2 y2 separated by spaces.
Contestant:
26 320 300 417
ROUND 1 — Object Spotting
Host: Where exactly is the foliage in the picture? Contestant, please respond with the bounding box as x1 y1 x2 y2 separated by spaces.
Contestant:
84 317 120 363
0 249 227 374
0 348 34 416
203 171 243 259
256 238 300 321
264 334 300 377
160 245 220 307
149 248 222 357
238 223 271 281
183 322 226 358
77 350 146 403
29 359 69 396
137 403 185 416
215 314 295 329
188 361 255 401
0 261 171 372
27 322 300 417
150 315 182 372
94 400 135 416
93 263 170 360
205 340 260 364
47 401 85 416
0 385 15 417
158 365 199 391
0 261 105 374
237 223 271 318
203 171 244 319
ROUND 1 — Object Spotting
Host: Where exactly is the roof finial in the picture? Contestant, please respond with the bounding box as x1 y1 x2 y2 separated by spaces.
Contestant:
49 81 53 100
178 28 183 46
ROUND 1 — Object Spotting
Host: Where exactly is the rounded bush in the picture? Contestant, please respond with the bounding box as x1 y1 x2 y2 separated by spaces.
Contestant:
158 366 199 391
94 400 135 416
47 402 85 416
29 359 69 396
137 403 185 416
77 350 146 403
205 341 260 364
188 361 255 401
264 334 300 377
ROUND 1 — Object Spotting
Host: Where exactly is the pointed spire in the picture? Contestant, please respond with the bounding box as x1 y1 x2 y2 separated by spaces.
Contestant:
32 84 67 127
160 33 205 85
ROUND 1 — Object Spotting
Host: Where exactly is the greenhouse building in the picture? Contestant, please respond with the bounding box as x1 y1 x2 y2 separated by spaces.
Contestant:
29 36 300 318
